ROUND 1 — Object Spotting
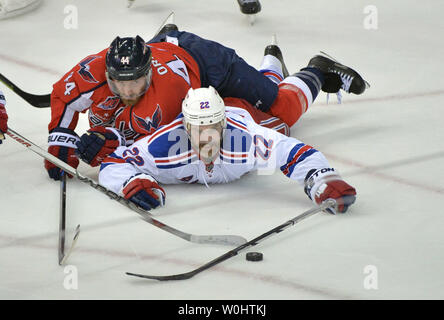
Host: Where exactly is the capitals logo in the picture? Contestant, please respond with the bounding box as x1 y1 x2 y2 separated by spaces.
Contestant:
77 55 100 83
97 96 120 111
134 105 162 134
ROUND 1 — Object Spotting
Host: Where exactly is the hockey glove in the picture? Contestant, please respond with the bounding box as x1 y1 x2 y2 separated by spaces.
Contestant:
0 91 7 144
122 173 166 211
76 127 125 167
304 168 356 214
45 127 80 180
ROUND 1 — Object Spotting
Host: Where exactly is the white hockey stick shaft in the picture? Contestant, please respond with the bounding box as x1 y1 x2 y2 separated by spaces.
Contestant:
6 128 247 246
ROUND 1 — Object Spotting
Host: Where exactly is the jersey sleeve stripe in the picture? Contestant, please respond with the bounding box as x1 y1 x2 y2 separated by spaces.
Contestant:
147 118 183 145
226 118 248 132
259 117 281 125
280 144 318 177
155 150 197 164
100 153 127 170
220 149 248 158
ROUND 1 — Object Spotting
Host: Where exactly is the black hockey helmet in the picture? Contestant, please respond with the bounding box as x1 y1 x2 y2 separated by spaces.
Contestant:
105 35 152 81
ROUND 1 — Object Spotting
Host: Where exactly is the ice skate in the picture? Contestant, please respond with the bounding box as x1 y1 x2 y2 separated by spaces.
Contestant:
264 35 289 78
237 0 261 25
307 53 369 95
237 0 261 14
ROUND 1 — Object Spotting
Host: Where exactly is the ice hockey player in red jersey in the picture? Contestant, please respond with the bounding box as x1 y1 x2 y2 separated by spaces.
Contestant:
99 86 357 214
45 34 199 180
46 30 368 181
0 88 8 144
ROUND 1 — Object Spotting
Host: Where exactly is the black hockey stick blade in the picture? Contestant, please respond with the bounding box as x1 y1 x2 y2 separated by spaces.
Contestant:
58 171 67 265
0 73 50 108
126 250 238 281
126 270 195 281
126 201 335 281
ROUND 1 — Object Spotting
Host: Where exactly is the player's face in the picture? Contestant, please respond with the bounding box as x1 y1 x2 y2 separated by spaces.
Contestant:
108 70 152 105
188 123 224 164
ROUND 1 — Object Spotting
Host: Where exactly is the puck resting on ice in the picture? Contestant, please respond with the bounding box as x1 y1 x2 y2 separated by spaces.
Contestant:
246 252 263 262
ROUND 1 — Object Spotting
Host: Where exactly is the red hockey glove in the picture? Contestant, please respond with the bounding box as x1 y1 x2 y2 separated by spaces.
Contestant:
76 127 125 167
304 168 356 214
45 127 80 180
122 173 166 211
0 91 7 143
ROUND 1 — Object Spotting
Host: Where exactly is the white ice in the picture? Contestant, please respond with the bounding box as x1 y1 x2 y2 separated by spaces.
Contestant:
0 0 443 300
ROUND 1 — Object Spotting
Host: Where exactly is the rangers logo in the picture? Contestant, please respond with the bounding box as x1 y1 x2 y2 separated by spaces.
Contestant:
78 56 100 83
97 96 120 111
134 105 162 134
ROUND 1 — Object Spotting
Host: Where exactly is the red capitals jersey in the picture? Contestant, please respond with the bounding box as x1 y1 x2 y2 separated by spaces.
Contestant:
49 42 201 144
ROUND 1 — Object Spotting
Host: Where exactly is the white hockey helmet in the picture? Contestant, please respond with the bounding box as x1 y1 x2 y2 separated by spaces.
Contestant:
182 86 226 128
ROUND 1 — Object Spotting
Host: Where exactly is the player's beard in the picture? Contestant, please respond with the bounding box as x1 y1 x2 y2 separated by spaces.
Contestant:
107 71 151 107
121 96 142 106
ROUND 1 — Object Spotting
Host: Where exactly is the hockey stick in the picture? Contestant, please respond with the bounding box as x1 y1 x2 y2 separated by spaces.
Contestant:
58 171 81 265
126 200 336 281
0 73 50 108
6 128 247 247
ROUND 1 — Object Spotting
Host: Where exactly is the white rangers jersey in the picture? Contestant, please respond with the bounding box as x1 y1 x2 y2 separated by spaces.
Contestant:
99 106 331 195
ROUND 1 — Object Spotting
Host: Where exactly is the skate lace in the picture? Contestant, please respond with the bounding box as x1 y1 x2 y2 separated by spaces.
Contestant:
326 91 343 104
329 69 353 93
320 51 354 92
339 73 353 92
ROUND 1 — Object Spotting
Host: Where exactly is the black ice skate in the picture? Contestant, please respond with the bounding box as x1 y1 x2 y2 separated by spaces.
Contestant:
264 42 289 78
155 23 178 37
237 0 261 14
308 53 369 95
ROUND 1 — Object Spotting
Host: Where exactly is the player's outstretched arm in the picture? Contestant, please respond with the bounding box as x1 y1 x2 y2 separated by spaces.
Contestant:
247 119 356 213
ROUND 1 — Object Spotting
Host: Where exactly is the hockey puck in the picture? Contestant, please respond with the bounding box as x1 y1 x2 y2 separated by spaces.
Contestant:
246 252 263 262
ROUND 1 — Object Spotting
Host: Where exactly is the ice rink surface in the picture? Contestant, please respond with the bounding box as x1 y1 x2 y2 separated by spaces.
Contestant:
0 0 443 300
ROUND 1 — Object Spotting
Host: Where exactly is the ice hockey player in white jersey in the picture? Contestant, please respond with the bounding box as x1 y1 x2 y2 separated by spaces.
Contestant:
99 85 357 215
